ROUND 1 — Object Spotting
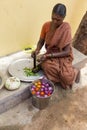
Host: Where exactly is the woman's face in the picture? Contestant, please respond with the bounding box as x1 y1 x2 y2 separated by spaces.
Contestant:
51 13 64 27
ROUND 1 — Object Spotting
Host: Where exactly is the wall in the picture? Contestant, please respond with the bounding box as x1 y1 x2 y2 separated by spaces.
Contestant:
0 0 87 56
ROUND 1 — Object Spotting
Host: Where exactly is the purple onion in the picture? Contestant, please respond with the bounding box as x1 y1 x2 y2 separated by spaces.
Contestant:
48 87 53 91
31 85 36 88
41 78 48 84
44 95 48 98
42 85 45 88
40 88 44 92
45 83 49 87
45 90 49 94
44 87 48 91
49 90 53 94
31 88 35 91
36 91 40 95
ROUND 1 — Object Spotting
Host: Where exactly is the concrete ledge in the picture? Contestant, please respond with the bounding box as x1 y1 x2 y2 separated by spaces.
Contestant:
74 58 87 69
0 83 31 114
72 47 87 65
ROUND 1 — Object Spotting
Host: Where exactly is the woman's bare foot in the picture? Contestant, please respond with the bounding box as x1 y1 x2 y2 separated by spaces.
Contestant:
75 69 80 83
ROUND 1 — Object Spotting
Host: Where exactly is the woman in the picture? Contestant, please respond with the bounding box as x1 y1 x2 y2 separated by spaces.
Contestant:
31 3 80 89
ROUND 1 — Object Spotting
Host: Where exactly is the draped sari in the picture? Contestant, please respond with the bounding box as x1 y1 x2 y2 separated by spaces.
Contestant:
40 21 75 88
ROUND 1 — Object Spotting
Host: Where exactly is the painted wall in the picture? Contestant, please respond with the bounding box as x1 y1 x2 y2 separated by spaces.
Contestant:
0 0 87 56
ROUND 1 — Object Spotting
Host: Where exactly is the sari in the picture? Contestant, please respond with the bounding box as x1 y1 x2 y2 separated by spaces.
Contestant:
40 21 75 88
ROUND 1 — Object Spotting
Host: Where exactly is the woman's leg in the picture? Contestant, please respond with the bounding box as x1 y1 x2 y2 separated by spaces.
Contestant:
41 59 60 83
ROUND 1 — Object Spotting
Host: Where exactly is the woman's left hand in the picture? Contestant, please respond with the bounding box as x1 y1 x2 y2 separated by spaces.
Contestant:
37 54 46 62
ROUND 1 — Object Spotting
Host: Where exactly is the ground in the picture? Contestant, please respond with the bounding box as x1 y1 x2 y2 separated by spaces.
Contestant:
0 84 87 130
22 86 87 130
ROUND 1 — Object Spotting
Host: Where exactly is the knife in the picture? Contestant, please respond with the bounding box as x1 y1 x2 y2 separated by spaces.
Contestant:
32 53 41 73
33 52 36 69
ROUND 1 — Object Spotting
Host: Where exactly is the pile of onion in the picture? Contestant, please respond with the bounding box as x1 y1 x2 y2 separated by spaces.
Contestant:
31 78 54 98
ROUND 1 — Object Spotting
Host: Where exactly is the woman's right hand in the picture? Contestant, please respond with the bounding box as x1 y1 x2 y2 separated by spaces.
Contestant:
31 50 39 58
31 38 44 58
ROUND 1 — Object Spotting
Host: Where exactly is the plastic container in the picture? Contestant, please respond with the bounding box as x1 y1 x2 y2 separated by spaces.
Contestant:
30 77 55 109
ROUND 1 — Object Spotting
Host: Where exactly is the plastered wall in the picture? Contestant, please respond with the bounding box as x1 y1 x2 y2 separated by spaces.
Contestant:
0 0 87 56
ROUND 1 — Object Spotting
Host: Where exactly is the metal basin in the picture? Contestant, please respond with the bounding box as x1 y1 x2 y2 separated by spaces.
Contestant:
8 58 44 82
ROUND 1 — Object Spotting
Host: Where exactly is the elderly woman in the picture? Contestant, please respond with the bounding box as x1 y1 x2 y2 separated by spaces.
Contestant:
31 3 80 89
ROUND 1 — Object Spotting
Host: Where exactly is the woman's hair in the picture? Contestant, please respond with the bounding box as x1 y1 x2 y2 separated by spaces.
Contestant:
52 3 66 17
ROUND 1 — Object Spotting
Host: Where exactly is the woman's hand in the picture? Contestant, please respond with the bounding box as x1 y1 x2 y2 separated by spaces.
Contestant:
37 54 47 62
31 38 44 58
31 50 39 58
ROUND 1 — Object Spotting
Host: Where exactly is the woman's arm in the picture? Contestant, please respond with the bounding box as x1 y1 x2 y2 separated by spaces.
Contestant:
37 44 71 62
35 38 45 53
31 38 44 58
46 44 71 58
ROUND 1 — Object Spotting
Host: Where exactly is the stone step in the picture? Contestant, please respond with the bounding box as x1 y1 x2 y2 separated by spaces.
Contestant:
72 47 87 65
0 48 87 114
0 82 31 114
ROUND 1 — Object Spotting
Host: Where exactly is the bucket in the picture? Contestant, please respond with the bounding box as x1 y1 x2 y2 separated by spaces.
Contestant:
30 77 55 110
